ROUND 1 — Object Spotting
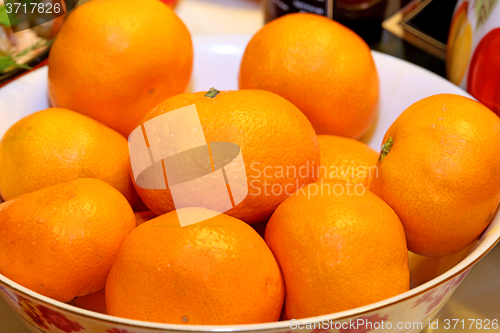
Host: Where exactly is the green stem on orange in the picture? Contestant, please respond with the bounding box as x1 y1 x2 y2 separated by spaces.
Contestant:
204 87 220 98
379 137 393 161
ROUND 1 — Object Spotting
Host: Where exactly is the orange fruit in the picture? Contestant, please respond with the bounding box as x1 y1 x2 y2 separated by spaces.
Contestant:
48 0 193 137
70 289 107 314
251 220 268 239
106 207 285 324
0 108 136 205
265 180 409 319
317 135 379 186
133 88 320 224
0 178 136 303
159 0 180 8
134 210 157 227
239 13 379 138
132 196 151 212
370 94 500 256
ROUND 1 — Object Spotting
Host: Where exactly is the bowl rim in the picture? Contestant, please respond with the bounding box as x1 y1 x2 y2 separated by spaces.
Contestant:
1 44 500 332
1 236 499 332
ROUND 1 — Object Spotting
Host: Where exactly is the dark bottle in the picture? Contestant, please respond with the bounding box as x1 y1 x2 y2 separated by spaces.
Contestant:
265 0 388 42
265 0 335 22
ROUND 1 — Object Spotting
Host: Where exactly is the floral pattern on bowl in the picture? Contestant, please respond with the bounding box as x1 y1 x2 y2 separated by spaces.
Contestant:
0 268 473 333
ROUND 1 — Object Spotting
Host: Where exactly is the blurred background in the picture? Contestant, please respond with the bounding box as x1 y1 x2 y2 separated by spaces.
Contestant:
0 0 456 85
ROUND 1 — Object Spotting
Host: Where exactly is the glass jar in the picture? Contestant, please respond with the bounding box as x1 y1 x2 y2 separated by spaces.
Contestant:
264 0 388 42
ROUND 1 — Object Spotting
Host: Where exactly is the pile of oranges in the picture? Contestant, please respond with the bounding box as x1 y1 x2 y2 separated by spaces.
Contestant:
1 0 500 326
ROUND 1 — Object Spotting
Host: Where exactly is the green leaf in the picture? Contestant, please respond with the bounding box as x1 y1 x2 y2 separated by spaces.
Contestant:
0 39 51 73
0 4 20 27
475 0 500 29
0 6 11 26
0 54 34 72
0 56 20 72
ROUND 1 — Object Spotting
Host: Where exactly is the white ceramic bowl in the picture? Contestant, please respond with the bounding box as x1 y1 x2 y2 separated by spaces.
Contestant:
0 35 499 333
